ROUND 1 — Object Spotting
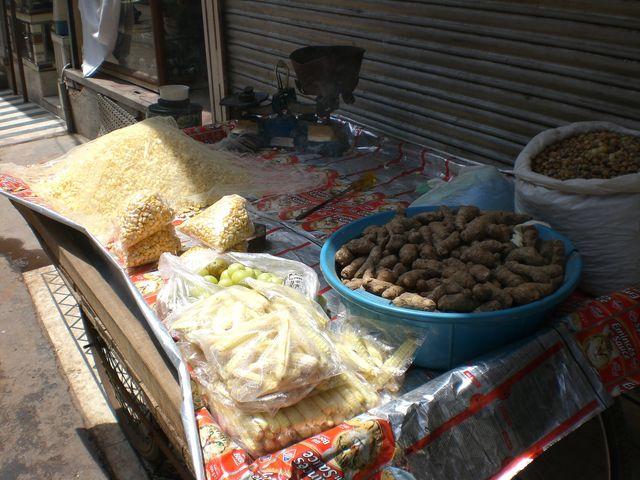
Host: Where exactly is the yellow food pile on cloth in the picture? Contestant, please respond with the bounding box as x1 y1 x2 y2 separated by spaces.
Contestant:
1 117 327 242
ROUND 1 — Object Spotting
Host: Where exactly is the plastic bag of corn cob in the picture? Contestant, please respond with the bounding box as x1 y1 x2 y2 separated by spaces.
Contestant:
155 248 321 320
203 372 381 457
180 337 384 457
331 314 426 395
167 280 346 413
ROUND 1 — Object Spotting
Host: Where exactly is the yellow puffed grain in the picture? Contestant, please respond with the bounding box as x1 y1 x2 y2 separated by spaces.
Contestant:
179 194 254 252
118 193 174 248
121 226 181 268
26 117 249 241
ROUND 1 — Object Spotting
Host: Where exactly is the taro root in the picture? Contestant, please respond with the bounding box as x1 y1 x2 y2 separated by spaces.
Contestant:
334 205 566 312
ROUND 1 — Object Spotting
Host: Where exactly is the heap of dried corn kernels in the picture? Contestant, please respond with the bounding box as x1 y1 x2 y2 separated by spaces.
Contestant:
179 194 254 252
27 117 251 241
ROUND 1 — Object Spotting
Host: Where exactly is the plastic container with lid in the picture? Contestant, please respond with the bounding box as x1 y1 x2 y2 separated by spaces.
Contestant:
147 85 202 128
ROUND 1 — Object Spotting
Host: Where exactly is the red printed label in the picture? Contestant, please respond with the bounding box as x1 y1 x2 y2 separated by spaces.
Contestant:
251 417 395 480
196 408 253 480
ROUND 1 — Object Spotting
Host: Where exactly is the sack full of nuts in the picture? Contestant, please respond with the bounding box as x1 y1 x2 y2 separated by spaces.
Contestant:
514 121 640 296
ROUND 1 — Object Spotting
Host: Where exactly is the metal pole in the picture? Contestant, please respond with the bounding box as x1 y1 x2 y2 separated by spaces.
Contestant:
9 0 27 102
150 0 167 87
59 64 75 133
64 0 79 69
0 3 17 94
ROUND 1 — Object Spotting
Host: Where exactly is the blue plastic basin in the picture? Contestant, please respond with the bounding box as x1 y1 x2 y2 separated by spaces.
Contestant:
320 206 582 370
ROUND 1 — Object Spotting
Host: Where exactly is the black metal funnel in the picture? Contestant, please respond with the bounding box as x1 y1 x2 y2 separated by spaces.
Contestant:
289 46 365 105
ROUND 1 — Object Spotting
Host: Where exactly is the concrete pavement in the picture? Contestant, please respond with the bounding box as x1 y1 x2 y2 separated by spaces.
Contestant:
0 256 110 479
0 134 110 479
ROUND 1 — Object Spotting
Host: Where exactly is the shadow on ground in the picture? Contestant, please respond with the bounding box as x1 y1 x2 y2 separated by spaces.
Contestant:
0 236 49 270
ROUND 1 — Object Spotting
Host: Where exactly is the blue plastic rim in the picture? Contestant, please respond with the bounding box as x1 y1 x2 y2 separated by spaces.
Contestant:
320 206 582 370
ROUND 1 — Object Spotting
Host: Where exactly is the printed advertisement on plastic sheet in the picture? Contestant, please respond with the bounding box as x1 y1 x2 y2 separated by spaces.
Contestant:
564 287 640 395
197 408 395 480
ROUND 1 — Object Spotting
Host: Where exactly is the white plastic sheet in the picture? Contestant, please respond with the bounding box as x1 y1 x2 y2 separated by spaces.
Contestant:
78 0 121 76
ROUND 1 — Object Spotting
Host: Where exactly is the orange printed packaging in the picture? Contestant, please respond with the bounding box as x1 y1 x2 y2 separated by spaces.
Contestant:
249 416 396 480
565 287 640 332
196 409 254 480
571 290 640 395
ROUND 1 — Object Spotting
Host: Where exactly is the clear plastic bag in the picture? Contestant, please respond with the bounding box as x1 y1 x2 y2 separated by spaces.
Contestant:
411 165 514 212
167 280 345 413
186 248 321 298
117 192 175 248
156 248 320 321
118 226 181 268
200 370 380 457
0 117 329 243
331 311 425 395
178 324 381 457
156 252 219 321
178 194 255 252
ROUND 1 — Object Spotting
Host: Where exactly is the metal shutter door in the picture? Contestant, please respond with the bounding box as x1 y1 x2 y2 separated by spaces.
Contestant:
221 0 640 165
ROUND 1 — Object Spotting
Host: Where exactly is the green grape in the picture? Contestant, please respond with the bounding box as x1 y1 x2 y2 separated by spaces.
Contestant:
190 285 206 297
269 277 284 285
218 278 233 287
227 263 245 273
250 268 262 278
257 272 272 281
197 267 209 277
206 259 229 277
203 275 218 284
231 269 253 284
220 269 230 281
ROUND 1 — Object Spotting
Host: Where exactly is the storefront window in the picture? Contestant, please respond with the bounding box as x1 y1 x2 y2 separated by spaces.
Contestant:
111 0 158 82
103 0 207 91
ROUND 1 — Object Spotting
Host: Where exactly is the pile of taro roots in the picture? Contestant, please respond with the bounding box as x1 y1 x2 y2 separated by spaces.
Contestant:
335 206 565 313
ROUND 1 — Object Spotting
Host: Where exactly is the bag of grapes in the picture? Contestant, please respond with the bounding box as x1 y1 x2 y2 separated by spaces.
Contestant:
155 247 320 320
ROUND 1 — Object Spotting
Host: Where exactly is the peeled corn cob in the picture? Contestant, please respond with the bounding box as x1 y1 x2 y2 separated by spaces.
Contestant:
335 328 421 393
204 377 379 457
118 193 174 248
171 283 343 411
120 226 181 267
375 338 422 391
179 194 254 252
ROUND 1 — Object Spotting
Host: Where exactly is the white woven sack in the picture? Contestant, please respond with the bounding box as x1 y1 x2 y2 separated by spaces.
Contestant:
514 121 640 296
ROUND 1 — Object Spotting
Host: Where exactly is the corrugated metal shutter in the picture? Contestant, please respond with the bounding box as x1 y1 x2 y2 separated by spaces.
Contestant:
221 0 640 165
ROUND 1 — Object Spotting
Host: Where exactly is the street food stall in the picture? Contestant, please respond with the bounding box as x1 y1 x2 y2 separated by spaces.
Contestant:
2 44 640 480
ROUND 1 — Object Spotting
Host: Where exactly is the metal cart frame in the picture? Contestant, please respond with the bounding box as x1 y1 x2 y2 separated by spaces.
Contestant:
14 201 194 478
